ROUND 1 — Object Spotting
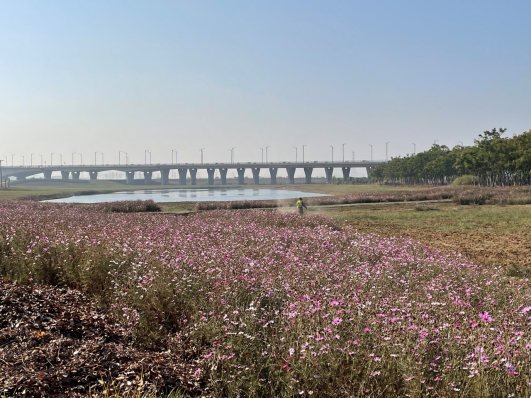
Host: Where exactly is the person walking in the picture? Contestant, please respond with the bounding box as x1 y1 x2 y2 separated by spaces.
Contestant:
296 196 308 215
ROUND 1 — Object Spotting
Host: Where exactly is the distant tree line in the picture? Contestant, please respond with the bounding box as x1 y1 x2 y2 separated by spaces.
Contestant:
369 128 531 186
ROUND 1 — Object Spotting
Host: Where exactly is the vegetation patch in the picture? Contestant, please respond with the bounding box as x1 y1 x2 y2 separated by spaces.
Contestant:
1 201 531 396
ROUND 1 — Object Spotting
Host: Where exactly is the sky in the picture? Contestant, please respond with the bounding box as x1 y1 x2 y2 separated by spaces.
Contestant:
1 1 530 178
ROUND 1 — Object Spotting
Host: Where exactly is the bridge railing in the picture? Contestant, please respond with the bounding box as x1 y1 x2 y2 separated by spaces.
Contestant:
1 160 386 168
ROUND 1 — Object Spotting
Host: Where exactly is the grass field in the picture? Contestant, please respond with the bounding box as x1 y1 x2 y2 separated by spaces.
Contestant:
2 183 531 396
3 181 530 269
314 200 531 269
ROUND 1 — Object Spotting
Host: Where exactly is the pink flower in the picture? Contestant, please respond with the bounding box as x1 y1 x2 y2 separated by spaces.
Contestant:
479 312 492 322
332 317 342 325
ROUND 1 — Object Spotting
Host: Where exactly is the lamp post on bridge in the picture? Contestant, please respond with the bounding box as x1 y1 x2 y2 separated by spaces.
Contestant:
172 149 177 164
260 148 263 163
229 147 236 164
368 144 373 162
119 151 127 165
330 146 333 162
51 153 55 166
266 146 270 163
200 148 205 164
302 145 307 163
293 147 297 163
342 143 346 162
144 150 150 165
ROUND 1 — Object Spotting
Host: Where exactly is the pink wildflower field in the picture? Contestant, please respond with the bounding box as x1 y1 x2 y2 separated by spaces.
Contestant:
1 201 531 397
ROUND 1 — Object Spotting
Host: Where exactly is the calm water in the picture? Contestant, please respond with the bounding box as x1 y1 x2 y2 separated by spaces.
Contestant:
44 189 331 204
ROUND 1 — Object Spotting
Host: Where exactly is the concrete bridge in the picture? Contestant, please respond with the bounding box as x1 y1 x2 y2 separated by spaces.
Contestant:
1 160 385 185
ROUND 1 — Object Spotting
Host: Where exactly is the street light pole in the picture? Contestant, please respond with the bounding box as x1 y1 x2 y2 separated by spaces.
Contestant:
172 149 177 164
330 146 333 162
293 147 297 162
342 143 346 162
386 142 390 161
144 150 149 165
412 143 416 155
368 144 373 162
302 145 307 163
50 153 54 166
200 148 205 164
266 146 270 163
260 148 263 163
119 151 127 165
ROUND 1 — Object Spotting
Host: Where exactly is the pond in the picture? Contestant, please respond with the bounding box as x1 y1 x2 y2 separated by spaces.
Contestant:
43 189 331 204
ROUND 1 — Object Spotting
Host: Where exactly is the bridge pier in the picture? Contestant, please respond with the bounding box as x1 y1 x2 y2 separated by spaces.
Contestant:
61 171 70 180
286 167 296 184
304 167 313 184
144 171 153 184
160 169 170 185
342 167 351 179
178 169 187 185
71 172 80 180
43 170 52 180
207 168 215 185
89 171 98 180
251 168 260 185
324 167 334 183
237 168 245 185
125 171 135 185
366 167 374 179
269 168 277 185
189 168 198 185
219 168 228 185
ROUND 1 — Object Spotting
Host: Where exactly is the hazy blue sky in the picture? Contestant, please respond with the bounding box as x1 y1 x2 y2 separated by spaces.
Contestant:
1 1 530 176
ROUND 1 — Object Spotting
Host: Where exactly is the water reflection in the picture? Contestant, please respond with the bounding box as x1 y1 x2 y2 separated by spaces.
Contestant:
44 189 331 204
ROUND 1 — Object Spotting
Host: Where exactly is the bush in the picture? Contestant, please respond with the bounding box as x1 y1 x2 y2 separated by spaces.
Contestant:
452 175 475 185
94 199 162 213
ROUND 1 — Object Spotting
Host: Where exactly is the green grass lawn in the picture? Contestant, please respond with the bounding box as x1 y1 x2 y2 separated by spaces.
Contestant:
321 202 531 235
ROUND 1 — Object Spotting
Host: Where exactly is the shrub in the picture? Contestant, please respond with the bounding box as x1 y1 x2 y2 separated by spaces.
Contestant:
94 199 162 213
452 175 475 185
